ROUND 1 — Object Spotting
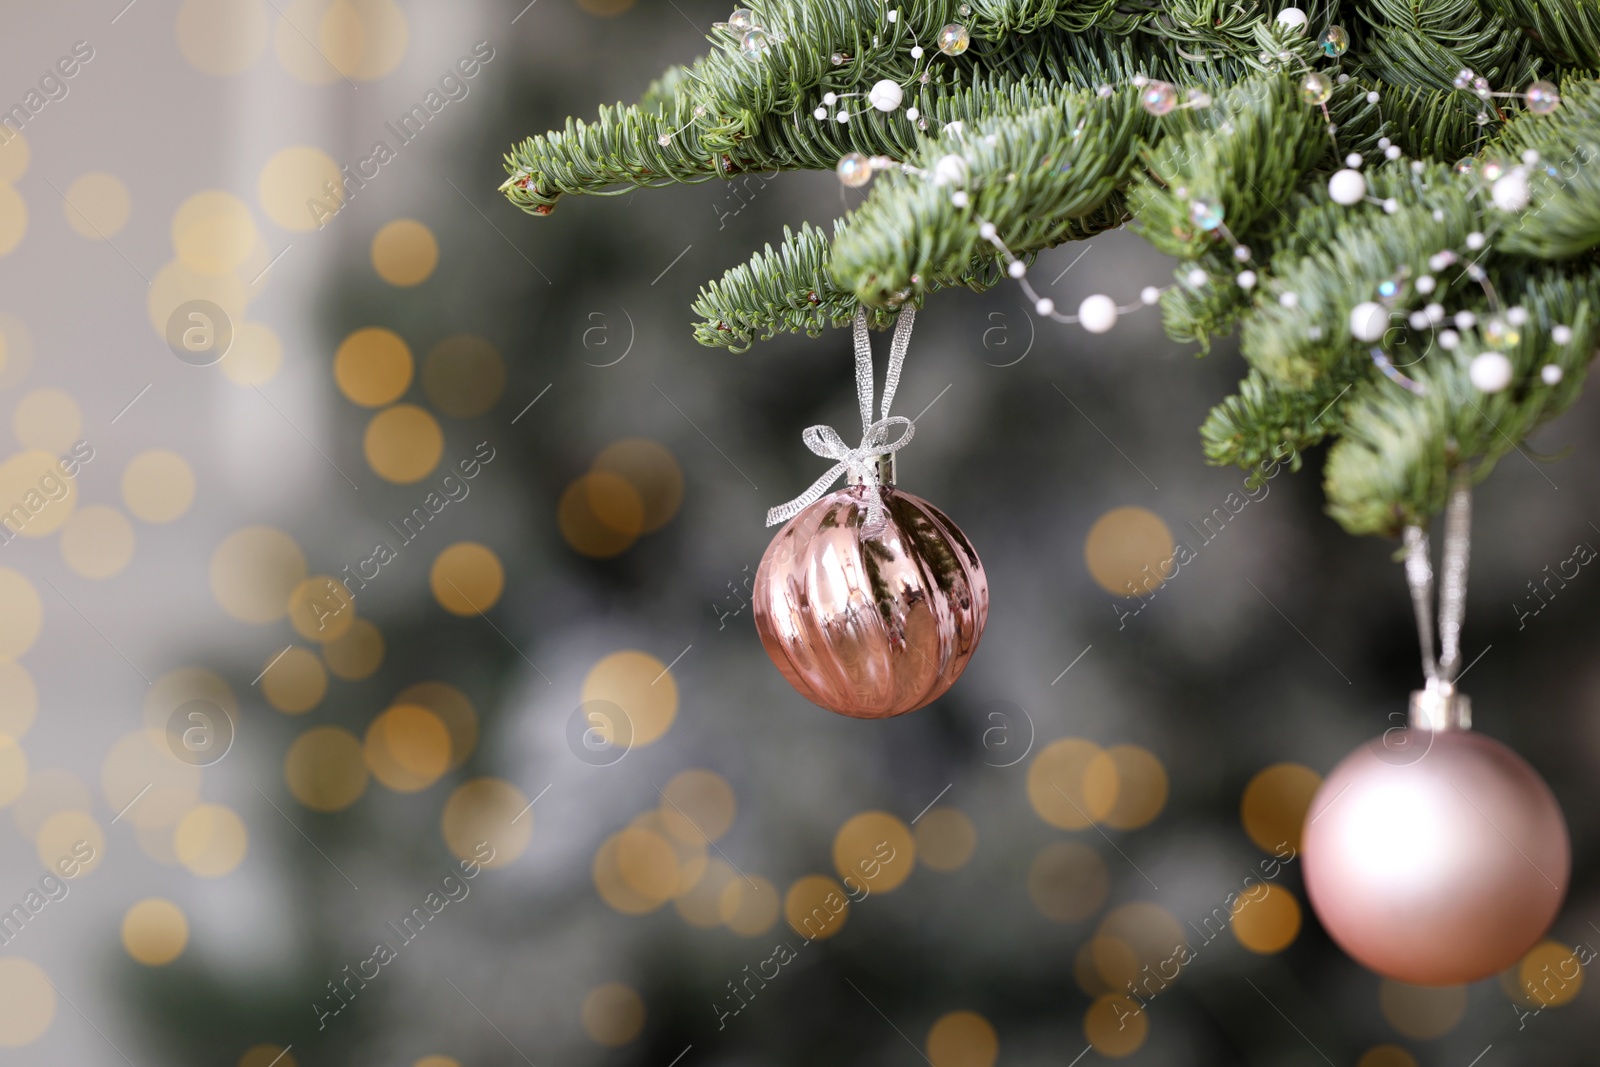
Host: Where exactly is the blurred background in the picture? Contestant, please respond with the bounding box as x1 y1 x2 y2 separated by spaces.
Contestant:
0 1 1597 1064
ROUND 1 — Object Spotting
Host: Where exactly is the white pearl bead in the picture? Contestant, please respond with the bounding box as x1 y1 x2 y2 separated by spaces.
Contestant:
869 79 904 112
1276 7 1308 30
1492 168 1531 211
823 92 837 105
1469 352 1513 392
1035 298 1055 316
1279 291 1299 308
1466 231 1485 250
814 107 828 120
1186 268 1208 287
950 191 969 207
1349 301 1388 342
1140 286 1161 305
1078 294 1118 333
932 154 968 186
1552 324 1573 344
1542 363 1564 384
1415 275 1436 294
1439 330 1459 349
1345 152 1363 168
978 221 996 239
1007 260 1026 278
910 45 923 58
1237 270 1257 289
905 106 919 120
1506 305 1528 326
1328 168 1366 205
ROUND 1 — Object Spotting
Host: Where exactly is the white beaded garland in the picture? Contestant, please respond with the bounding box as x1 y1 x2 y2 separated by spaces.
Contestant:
1466 231 1486 250
1542 364 1564 384
1276 7 1309 30
869 79 904 112
1506 305 1529 326
1469 352 1513 392
933 154 969 186
1345 152 1363 168
950 190 969 207
1328 168 1367 205
910 45 924 58
1455 310 1477 329
1349 301 1388 342
1439 329 1460 349
1552 324 1573 344
1492 168 1531 211
1007 260 1026 278
1140 286 1161 305
823 92 838 105
1416 274 1436 294
1078 294 1118 333
1186 268 1208 287
906 106 920 120
1237 270 1257 289
1279 291 1299 308
978 221 997 239
1035 298 1055 316
814 107 828 120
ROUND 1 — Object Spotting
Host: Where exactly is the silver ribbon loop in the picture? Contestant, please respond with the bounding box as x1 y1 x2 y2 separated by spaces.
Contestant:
765 306 916 529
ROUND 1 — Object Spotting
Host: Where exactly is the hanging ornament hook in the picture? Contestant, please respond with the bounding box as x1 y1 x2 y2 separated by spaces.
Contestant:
1403 467 1474 730
765 306 916 530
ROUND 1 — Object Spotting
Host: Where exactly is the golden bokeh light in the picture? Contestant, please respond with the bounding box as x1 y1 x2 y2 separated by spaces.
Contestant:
121 898 189 965
423 335 505 417
174 803 249 878
261 647 328 714
659 769 736 844
219 321 283 386
581 651 677 748
1027 738 1114 830
122 449 196 524
285 727 367 811
1084 993 1147 1057
172 191 256 274
1505 939 1585 1008
1241 762 1322 854
614 824 685 904
0 133 28 184
441 778 531 868
0 736 25 808
209 526 306 623
395 681 476 768
239 1046 298 1067
430 542 505 615
926 1010 998 1067
0 957 54 1047
1378 980 1467 1039
177 0 270 75
580 983 646 1047
60 505 136 579
288 575 356 642
833 810 915 892
594 832 664 916
914 807 977 872
147 259 248 335
0 313 34 388
1095 903 1187 987
364 404 443 483
102 730 202 829
1028 841 1109 923
1084 507 1175 597
136 822 182 867
0 567 43 660
0 450 77 538
578 0 636 15
784 874 849 940
0 185 26 258
276 0 408 83
720 873 779 936
63 172 132 238
559 472 644 558
143 667 238 737
1229 884 1301 954
258 145 341 232
335 327 412 406
1075 940 1115 997
592 438 684 533
412 1059 457 1067
13 388 81 453
0 662 36 739
1357 1046 1419 1067
1089 745 1168 831
371 219 438 287
324 617 385 681
37 809 104 876
364 704 450 792
11 769 89 836
675 857 740 927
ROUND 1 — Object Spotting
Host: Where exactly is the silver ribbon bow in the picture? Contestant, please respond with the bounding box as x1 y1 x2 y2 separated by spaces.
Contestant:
765 306 916 529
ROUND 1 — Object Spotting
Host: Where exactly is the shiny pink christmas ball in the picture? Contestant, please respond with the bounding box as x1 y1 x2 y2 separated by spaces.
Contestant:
752 484 987 718
1302 728 1570 986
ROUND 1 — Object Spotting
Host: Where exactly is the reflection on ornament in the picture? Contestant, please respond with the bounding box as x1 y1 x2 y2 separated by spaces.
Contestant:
1188 199 1223 231
1319 25 1349 56
1301 72 1333 105
1525 80 1561 115
1453 68 1475 90
836 152 873 187
1304 721 1569 985
1139 80 1177 115
936 23 970 55
740 28 771 58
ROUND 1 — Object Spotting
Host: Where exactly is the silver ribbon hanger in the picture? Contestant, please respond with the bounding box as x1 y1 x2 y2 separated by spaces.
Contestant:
1402 467 1474 727
765 306 916 530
